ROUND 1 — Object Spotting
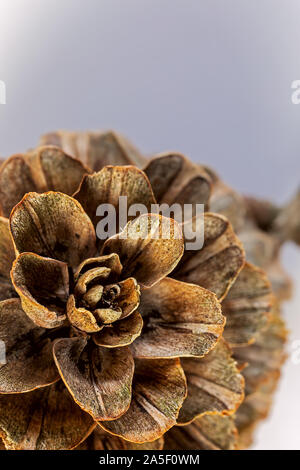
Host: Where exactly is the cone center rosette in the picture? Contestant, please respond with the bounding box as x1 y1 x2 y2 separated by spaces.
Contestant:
66 253 142 345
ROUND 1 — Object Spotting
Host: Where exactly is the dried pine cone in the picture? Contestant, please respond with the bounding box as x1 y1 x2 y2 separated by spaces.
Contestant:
0 130 291 450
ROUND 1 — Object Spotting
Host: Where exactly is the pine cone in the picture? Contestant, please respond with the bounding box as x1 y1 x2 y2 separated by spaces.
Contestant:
0 130 292 450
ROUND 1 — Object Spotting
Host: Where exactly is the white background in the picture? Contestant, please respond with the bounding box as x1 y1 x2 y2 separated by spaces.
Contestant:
0 0 299 449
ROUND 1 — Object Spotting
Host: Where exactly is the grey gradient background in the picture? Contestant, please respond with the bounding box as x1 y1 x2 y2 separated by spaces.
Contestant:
0 0 300 449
